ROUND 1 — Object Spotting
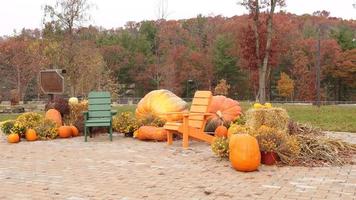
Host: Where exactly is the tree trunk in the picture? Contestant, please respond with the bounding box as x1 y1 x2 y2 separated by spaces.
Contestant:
16 66 21 101
259 0 277 104
252 0 262 102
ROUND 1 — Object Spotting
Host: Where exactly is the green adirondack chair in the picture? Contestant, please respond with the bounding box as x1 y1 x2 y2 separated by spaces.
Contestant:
83 91 117 142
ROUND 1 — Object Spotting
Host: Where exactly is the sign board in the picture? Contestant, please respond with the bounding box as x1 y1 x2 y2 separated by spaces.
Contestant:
39 70 64 94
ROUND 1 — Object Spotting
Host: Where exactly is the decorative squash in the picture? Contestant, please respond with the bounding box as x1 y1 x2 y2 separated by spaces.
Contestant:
8 133 20 143
135 90 188 121
68 97 79 105
206 96 242 132
70 125 79 137
58 126 72 138
25 128 37 141
45 109 62 127
227 124 239 138
229 134 260 172
214 125 228 137
134 126 167 141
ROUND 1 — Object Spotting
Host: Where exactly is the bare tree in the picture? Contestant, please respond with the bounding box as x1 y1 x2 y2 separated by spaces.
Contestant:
240 0 285 103
151 0 169 89
43 0 93 95
43 0 92 36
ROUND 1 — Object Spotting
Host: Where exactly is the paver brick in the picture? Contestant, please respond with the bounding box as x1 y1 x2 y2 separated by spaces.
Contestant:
0 133 355 200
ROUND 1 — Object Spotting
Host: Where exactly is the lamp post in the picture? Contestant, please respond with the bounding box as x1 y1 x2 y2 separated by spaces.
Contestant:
186 79 193 98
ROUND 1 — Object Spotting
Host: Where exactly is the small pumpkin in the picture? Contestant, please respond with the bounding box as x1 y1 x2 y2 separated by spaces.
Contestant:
214 125 228 137
25 128 37 141
45 109 62 127
70 125 79 137
229 134 261 172
8 133 20 143
134 126 167 141
58 126 72 138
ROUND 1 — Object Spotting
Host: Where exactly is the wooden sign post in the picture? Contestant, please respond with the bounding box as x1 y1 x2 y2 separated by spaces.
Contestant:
39 69 65 101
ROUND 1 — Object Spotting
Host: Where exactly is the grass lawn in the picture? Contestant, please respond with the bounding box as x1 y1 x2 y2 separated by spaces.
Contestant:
1 103 355 133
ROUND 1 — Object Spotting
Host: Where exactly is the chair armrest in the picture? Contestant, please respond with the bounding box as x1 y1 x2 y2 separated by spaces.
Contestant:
159 111 189 117
83 111 89 121
111 110 117 116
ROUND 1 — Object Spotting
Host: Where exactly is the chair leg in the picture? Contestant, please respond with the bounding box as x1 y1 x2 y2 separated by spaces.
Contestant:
109 126 113 141
183 130 189 148
167 131 173 145
84 126 88 142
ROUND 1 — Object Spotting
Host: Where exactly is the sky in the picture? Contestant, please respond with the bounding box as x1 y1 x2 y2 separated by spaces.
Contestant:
0 0 355 36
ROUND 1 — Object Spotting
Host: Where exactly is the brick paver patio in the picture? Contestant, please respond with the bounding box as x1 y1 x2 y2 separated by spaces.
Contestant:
0 133 355 200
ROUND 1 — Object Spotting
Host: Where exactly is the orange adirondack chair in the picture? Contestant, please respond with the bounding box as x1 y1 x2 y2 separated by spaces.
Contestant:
162 91 215 148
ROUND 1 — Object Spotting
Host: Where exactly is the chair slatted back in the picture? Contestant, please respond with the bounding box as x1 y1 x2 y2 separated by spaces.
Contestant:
88 91 112 119
188 91 212 129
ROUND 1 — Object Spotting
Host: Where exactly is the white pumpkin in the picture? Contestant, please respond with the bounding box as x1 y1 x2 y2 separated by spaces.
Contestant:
68 97 79 104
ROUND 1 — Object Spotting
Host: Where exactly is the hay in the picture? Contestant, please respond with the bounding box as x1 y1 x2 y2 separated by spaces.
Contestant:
294 134 356 166
287 121 356 167
246 108 289 131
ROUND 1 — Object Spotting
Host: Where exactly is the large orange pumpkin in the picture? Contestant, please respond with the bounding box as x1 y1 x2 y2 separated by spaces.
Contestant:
25 128 37 141
135 90 188 121
58 126 72 138
8 133 20 143
229 134 261 172
206 96 242 132
215 125 228 137
45 109 62 127
70 125 79 137
134 126 167 141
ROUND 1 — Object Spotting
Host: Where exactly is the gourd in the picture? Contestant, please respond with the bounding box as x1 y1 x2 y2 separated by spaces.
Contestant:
229 134 260 172
45 109 62 127
8 133 20 143
133 126 167 141
25 128 37 141
58 126 72 138
135 90 188 121
70 125 79 137
214 125 228 137
68 97 79 105
206 96 242 131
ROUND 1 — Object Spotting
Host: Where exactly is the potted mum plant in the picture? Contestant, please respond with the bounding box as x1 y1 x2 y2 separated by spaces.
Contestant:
254 125 285 165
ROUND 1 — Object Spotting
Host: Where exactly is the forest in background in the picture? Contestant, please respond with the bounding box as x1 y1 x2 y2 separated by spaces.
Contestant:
0 1 355 102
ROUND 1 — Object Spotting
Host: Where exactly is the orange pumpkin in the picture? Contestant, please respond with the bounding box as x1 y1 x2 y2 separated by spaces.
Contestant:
134 126 167 141
70 125 79 137
25 128 37 141
206 96 242 131
58 126 72 138
45 109 62 127
8 133 20 143
229 134 260 172
214 125 228 137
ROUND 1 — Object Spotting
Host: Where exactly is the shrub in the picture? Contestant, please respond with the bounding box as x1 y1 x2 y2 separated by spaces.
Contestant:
11 112 43 137
113 112 140 136
138 114 166 127
34 119 58 140
45 96 69 117
68 100 88 133
0 120 15 135
10 89 19 105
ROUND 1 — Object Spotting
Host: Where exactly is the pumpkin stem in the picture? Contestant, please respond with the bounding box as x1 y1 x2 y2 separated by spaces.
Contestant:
216 110 224 126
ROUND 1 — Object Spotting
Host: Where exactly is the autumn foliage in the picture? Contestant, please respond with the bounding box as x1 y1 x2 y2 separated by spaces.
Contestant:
0 4 355 101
